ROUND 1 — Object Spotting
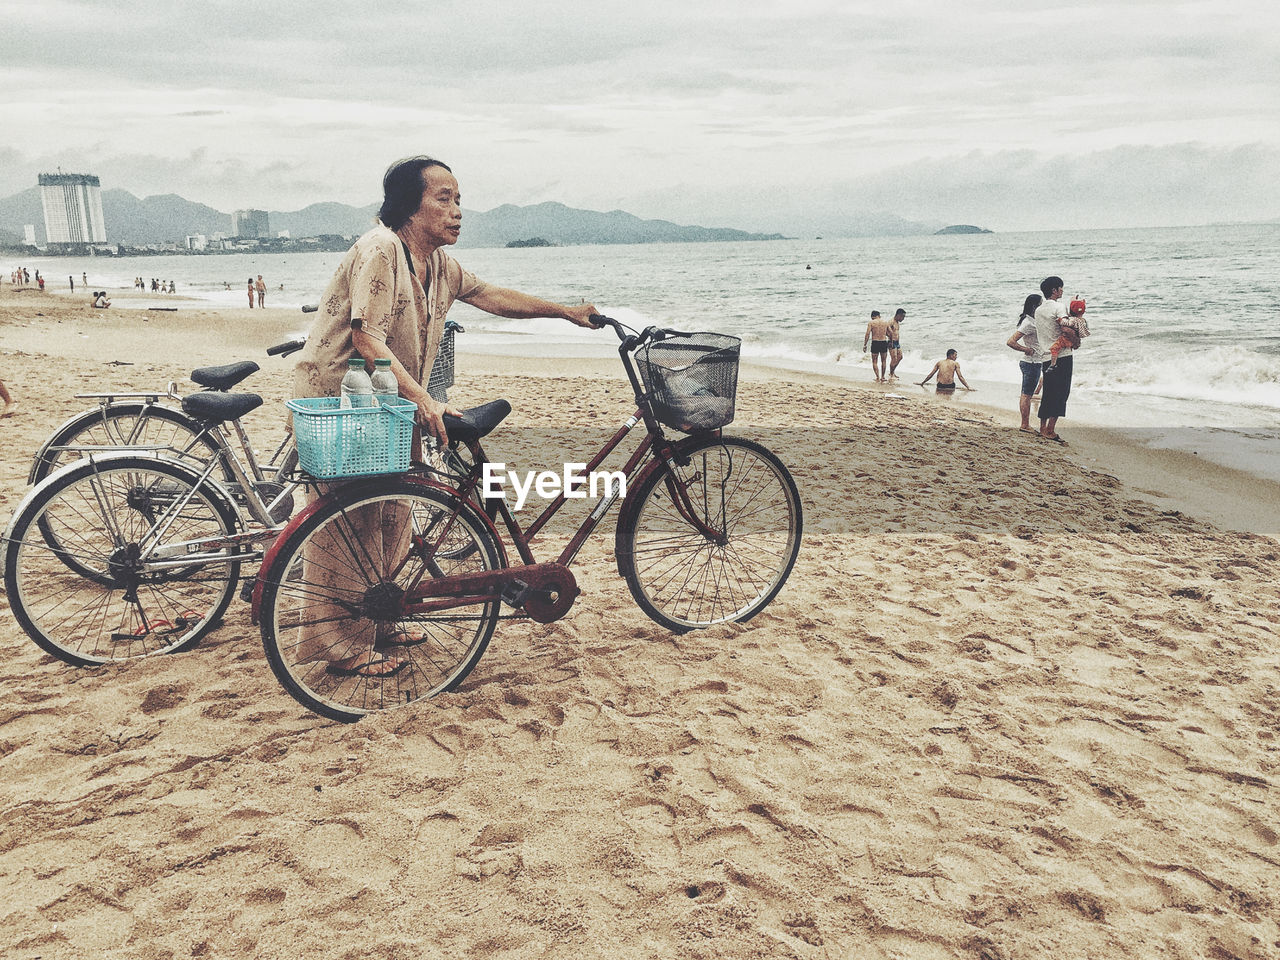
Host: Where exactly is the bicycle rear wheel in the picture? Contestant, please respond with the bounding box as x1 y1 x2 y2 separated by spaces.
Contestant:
257 478 504 723
616 436 802 632
4 456 241 665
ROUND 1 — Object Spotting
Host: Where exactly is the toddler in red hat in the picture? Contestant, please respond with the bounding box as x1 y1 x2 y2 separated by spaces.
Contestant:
1049 298 1090 369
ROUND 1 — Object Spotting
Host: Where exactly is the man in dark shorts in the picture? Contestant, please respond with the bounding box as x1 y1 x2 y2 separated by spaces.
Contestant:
863 310 892 382
887 308 906 379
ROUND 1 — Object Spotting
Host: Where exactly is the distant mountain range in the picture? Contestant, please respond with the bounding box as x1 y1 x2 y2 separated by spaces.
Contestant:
0 188 792 249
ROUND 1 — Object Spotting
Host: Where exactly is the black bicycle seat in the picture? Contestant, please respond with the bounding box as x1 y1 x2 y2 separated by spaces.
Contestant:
444 399 511 444
191 361 260 391
182 392 264 423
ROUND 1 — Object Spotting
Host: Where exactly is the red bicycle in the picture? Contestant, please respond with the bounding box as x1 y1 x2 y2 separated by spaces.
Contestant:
252 316 803 721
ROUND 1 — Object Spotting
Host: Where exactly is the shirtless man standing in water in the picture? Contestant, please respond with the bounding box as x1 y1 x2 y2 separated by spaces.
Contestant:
863 310 892 382
887 308 906 379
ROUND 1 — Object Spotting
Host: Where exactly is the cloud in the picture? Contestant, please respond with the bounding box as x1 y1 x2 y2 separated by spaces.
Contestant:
2 1 1278 228
651 142 1280 233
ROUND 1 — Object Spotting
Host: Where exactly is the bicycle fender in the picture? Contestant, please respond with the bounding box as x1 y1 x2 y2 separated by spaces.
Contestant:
27 402 200 484
250 473 509 624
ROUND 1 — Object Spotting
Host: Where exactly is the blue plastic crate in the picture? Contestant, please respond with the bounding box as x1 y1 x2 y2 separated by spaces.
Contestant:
286 397 417 479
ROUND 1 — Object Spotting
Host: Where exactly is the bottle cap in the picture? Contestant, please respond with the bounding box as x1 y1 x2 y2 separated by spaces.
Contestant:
347 357 364 368
375 358 392 366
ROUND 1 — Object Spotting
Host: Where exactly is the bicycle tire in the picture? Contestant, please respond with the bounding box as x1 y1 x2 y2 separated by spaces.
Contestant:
615 436 802 632
257 477 504 722
4 456 242 666
30 402 227 485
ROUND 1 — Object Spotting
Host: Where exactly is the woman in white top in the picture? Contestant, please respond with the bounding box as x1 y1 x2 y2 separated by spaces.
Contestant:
1006 293 1043 433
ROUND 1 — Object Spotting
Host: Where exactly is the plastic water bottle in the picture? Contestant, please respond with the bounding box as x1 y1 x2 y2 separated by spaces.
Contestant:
370 358 398 406
339 357 374 409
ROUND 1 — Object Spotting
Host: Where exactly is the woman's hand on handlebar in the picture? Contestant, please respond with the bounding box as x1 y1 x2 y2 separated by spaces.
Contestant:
414 393 460 447
565 303 602 328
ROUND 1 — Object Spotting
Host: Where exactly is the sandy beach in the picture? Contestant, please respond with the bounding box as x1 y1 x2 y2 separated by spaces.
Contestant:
2 284 1278 959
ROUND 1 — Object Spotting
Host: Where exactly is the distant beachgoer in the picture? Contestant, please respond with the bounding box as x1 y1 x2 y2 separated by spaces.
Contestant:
0 377 14 418
91 291 111 308
82 272 87 288
887 308 906 379
1034 276 1071 443
863 310 892 383
255 274 266 307
69 275 74 292
918 349 972 392
247 278 255 309
1006 293 1044 433
1049 298 1089 369
36 275 44 291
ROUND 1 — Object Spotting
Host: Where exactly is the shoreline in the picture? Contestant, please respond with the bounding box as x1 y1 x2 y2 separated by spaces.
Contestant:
457 338 1280 537
2 285 1279 536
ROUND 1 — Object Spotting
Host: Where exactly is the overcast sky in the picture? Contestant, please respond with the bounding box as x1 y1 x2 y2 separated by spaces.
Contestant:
3 0 1278 232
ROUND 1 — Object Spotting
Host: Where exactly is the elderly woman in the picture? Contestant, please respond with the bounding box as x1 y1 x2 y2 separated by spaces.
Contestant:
295 155 599 446
293 156 599 679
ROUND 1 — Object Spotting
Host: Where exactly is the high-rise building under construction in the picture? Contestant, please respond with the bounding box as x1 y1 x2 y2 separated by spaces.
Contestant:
39 172 107 244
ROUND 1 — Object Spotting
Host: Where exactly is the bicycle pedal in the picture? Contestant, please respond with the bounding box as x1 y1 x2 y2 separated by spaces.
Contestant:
500 580 530 608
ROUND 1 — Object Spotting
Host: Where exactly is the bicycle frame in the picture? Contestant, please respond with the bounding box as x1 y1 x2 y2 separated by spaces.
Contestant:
251 317 736 628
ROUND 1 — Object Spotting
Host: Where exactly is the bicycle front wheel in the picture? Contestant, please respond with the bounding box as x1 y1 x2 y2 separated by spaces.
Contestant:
616 436 802 632
257 478 504 723
4 456 242 665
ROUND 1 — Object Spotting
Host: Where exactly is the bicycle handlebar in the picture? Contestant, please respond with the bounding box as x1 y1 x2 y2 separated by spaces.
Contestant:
267 339 307 358
590 315 684 349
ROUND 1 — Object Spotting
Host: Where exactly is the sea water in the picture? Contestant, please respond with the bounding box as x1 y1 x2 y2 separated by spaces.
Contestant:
16 223 1280 481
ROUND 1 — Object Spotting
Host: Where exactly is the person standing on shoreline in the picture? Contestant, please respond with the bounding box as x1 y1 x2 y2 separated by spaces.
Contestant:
1006 293 1044 434
247 278 256 309
255 274 266 308
863 310 892 382
887 308 906 380
1034 276 1071 443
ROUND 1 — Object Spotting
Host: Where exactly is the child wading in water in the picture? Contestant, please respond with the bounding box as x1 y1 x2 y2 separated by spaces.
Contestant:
1049 298 1090 369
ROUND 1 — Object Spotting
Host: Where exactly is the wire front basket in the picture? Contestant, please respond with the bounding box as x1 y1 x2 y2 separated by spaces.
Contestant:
426 323 458 402
636 332 741 432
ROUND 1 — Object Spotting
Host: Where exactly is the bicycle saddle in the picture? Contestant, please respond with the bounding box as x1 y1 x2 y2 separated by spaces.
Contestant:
182 392 264 423
444 399 511 444
191 361 260 391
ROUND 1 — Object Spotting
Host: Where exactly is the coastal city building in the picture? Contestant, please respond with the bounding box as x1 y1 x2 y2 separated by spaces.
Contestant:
39 172 107 246
233 209 270 240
